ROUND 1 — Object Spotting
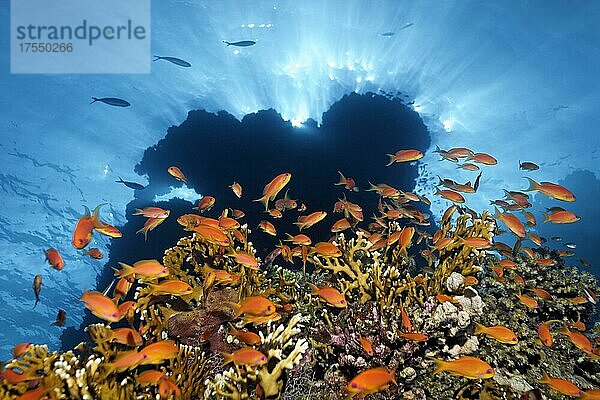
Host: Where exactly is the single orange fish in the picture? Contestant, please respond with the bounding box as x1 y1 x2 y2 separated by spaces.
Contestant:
12 342 31 358
516 293 538 309
230 250 259 270
133 207 170 219
436 294 458 304
310 242 342 257
431 356 494 379
0 368 39 384
72 205 103 249
80 291 120 322
458 163 480 171
528 233 544 247
230 326 261 345
400 306 413 332
524 178 575 202
331 218 351 232
148 280 193 296
494 207 526 238
157 376 181 399
335 171 359 191
267 208 283 218
535 258 556 267
115 260 168 280
581 389 600 400
523 211 536 226
195 196 216 213
399 226 415 255
95 221 122 238
386 149 423 165
459 237 492 249
474 322 517 344
521 247 537 259
513 274 525 285
311 284 347 308
543 210 580 224
463 276 479 286
222 347 267 366
448 147 475 158
498 259 517 270
469 153 497 165
358 337 374 355
560 324 592 353
347 367 396 397
254 173 292 211
229 182 243 198
167 166 187 183
139 340 179 365
137 369 166 385
136 217 165 241
538 321 553 347
45 247 65 270
295 211 327 230
285 233 312 246
538 371 582 396
399 332 429 342
530 287 553 300
231 295 277 318
231 209 245 219
110 327 144 346
106 350 146 373
435 188 465 203
84 247 103 259
258 220 277 236
218 216 240 230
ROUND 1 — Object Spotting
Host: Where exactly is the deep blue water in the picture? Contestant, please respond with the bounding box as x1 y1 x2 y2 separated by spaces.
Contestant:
0 0 598 361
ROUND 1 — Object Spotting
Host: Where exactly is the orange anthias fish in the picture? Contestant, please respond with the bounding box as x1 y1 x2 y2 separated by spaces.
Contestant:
581 389 600 400
137 369 166 385
516 293 539 309
560 324 592 353
258 220 277 236
139 340 179 365
398 226 415 255
286 233 312 246
230 326 261 345
45 248 65 270
72 205 104 249
524 177 575 202
468 153 497 165
543 210 580 224
399 332 429 342
195 196 216 213
530 287 553 301
431 356 494 379
85 247 103 259
148 280 194 296
219 216 240 230
136 217 166 241
0 368 40 385
80 291 120 322
358 337 374 355
474 322 518 344
386 149 424 166
538 371 582 396
106 350 146 373
458 163 480 171
347 367 396 397
133 207 170 219
254 172 292 211
193 224 230 246
110 327 144 346
310 242 342 257
400 306 413 332
295 211 327 230
459 237 492 249
335 171 359 192
331 218 351 232
435 188 465 203
115 260 169 280
12 342 31 358
158 376 181 399
95 221 122 238
222 347 267 366
311 284 347 308
232 295 277 318
538 321 553 347
230 181 243 198
230 251 259 270
494 207 526 238
167 166 187 183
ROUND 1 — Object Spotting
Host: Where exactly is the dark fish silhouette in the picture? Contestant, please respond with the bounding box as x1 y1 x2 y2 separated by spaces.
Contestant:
519 161 539 171
381 32 395 37
33 274 42 309
222 40 256 47
90 97 131 107
52 309 66 327
473 172 482 192
153 55 191 67
116 177 145 190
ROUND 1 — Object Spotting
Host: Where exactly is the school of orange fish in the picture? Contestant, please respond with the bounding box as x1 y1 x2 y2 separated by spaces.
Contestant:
4 144 599 400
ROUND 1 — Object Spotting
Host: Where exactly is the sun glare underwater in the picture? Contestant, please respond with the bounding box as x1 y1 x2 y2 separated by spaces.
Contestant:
0 1 599 399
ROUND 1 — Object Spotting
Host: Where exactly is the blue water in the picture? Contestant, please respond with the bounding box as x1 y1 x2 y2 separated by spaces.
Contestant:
0 0 598 361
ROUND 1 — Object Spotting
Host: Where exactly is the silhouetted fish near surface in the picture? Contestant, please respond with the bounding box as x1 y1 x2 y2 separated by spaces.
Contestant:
90 97 130 107
116 177 145 190
153 55 191 67
223 40 256 47
381 32 395 37
52 309 66 327
32 274 42 308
